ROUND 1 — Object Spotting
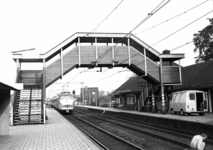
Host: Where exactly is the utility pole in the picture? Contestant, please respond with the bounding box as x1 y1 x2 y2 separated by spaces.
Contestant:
80 82 85 105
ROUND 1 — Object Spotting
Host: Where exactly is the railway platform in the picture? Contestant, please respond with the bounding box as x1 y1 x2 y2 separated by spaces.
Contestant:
0 108 101 150
76 105 213 137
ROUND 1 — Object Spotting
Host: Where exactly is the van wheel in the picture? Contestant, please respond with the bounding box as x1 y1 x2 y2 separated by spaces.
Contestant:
171 109 175 114
180 109 185 116
187 113 191 116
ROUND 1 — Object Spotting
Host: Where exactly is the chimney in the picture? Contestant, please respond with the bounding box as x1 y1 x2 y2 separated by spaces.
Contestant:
163 50 170 54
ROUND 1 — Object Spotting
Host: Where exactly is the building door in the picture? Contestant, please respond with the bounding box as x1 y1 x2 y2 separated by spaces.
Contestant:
209 89 213 113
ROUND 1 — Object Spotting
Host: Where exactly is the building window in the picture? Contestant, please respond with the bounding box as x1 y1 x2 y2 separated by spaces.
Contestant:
127 97 134 104
116 98 120 103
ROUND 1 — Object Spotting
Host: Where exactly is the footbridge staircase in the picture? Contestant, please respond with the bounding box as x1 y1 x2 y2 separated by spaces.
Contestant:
12 32 184 125
12 70 44 125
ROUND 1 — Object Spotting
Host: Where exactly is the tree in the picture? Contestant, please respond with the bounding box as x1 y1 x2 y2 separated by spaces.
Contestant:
98 90 111 106
193 18 213 63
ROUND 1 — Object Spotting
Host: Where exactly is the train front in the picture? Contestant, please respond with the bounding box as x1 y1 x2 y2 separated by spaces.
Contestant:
58 93 75 114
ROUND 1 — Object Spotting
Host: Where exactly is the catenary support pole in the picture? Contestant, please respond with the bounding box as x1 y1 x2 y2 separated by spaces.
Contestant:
60 48 63 79
151 84 156 113
43 59 46 124
128 38 131 65
160 58 166 114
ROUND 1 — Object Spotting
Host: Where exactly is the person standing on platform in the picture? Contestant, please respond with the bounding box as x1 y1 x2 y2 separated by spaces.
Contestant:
190 133 207 150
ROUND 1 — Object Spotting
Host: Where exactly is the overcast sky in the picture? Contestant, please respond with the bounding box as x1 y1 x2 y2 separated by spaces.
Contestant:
0 0 212 96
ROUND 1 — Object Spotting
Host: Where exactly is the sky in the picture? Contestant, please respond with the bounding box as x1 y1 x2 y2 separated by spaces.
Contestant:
0 0 212 97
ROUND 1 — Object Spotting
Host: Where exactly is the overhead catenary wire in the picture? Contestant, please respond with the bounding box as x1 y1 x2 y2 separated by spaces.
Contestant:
135 0 209 35
72 0 171 86
78 39 190 88
130 0 170 34
66 69 90 83
95 0 171 63
85 69 130 86
170 41 193 51
151 9 213 46
85 50 165 87
72 0 201 87
84 54 158 86
85 0 124 37
67 1 208 88
67 0 172 86
82 39 195 87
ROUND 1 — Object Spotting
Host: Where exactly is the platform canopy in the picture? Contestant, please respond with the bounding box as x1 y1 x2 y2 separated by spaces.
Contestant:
0 81 23 91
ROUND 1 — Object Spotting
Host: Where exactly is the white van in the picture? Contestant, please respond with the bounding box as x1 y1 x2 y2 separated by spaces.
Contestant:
169 90 208 116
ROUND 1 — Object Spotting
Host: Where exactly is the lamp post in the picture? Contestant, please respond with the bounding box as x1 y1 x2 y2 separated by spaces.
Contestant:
82 88 84 105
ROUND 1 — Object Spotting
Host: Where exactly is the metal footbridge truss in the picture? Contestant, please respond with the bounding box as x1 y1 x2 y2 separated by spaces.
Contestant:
12 32 184 125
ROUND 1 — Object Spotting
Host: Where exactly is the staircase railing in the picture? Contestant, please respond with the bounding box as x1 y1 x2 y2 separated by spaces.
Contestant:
12 68 20 125
28 88 32 123
41 74 45 124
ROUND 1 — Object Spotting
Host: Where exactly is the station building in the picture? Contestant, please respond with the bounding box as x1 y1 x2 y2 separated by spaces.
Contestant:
113 60 213 113
113 76 159 112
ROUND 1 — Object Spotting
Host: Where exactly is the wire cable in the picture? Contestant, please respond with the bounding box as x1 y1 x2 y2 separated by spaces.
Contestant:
67 69 90 83
67 1 171 86
135 0 209 35
84 49 163 86
74 38 190 87
170 41 193 51
85 69 130 86
85 0 124 37
130 0 170 34
152 9 213 46
95 0 171 63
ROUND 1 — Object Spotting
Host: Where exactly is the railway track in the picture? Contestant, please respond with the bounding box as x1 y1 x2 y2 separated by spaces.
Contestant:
64 115 143 150
73 109 213 150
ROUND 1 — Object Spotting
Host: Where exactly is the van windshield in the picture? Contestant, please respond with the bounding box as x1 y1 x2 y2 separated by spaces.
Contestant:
189 93 195 100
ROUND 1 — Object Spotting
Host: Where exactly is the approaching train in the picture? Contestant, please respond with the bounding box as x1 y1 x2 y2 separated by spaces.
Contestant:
50 91 75 114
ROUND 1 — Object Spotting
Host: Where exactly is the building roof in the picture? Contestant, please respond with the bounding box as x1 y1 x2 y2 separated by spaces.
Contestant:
174 60 213 91
113 76 147 95
113 60 213 94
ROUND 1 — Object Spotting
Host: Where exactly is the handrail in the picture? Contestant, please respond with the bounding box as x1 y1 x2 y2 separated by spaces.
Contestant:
12 68 21 125
41 74 45 124
11 68 20 105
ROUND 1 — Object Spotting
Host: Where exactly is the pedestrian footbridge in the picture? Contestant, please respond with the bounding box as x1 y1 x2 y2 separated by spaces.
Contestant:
12 32 184 125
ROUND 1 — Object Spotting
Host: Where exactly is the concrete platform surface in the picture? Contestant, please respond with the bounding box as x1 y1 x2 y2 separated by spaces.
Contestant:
77 105 213 125
0 108 101 150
